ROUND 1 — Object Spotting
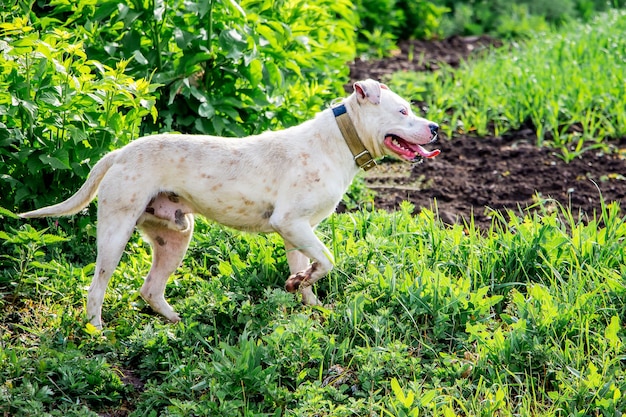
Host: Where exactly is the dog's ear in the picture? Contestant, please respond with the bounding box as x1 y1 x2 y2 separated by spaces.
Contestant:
354 79 382 105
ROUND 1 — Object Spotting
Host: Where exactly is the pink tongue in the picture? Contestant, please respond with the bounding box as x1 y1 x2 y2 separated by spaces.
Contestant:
416 146 440 159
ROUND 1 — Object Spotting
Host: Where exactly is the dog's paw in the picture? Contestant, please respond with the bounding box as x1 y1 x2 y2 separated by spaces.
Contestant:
285 271 309 293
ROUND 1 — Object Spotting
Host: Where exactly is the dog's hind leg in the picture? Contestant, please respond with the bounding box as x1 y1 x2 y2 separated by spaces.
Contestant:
138 213 194 323
87 215 138 329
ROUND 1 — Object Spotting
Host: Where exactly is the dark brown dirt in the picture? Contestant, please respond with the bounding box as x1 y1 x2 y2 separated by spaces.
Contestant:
348 36 626 230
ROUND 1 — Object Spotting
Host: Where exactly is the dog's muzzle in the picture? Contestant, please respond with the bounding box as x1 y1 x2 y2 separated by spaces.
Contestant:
411 123 440 164
429 123 439 142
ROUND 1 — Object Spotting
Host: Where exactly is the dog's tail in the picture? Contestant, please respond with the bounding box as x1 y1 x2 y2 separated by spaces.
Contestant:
19 150 120 219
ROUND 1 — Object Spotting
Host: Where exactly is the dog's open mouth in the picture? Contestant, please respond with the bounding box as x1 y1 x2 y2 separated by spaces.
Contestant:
384 134 440 161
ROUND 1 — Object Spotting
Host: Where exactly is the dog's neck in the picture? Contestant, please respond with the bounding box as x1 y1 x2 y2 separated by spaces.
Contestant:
331 103 377 171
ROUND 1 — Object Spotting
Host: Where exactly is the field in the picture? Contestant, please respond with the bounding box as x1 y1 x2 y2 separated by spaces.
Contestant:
349 35 626 230
1 6 626 417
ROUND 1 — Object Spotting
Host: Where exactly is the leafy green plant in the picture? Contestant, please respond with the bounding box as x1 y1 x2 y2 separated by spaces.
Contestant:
0 13 157 213
355 0 448 57
2 198 626 415
47 0 356 137
0 223 68 301
358 28 398 60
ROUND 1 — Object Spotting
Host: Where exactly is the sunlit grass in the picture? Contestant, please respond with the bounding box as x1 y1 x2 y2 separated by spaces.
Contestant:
390 9 626 162
1 199 625 415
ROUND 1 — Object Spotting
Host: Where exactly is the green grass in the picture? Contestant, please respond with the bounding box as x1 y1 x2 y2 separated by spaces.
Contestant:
1 200 625 416
389 9 626 162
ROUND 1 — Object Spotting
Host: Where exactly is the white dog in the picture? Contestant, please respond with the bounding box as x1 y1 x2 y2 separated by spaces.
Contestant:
20 79 439 328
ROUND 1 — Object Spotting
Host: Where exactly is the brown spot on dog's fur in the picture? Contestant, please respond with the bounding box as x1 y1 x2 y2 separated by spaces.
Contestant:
305 171 321 183
174 209 185 226
285 271 306 293
262 206 274 219
155 236 166 246
285 275 302 292
167 192 180 203
285 263 317 293
300 152 311 166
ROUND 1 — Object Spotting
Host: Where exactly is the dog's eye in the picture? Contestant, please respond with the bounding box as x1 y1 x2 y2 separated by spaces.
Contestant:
399 108 408 116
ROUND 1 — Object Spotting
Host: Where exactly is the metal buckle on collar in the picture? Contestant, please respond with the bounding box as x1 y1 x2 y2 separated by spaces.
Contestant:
354 150 377 170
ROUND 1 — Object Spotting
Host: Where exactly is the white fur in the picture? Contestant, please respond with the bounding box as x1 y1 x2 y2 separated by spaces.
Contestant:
20 79 438 328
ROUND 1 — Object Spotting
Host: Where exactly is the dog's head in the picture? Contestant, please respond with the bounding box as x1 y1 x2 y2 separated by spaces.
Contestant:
349 79 440 162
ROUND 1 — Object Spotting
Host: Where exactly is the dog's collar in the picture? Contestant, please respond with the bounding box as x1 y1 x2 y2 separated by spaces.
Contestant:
332 104 377 171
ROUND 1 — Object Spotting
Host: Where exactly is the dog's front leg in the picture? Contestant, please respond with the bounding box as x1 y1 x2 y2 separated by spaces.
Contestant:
284 240 321 306
271 218 334 304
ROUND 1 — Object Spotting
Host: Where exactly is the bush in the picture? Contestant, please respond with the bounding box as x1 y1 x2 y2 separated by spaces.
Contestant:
47 0 356 136
355 0 448 58
355 0 626 56
433 0 626 38
0 10 157 213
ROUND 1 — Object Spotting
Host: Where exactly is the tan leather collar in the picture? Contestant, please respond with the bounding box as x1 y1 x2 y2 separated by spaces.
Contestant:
332 104 377 171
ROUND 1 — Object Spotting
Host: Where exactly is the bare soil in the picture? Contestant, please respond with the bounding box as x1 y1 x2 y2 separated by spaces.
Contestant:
348 36 626 230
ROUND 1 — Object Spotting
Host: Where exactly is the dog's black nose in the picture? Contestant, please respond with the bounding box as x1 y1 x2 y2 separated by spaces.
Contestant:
429 123 439 136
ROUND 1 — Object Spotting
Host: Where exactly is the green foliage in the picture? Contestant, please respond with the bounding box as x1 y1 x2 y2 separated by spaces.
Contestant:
355 0 448 58
0 223 67 302
389 10 626 160
0 0 358 248
49 0 356 136
433 0 626 38
0 13 157 212
2 199 625 415
355 0 626 57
